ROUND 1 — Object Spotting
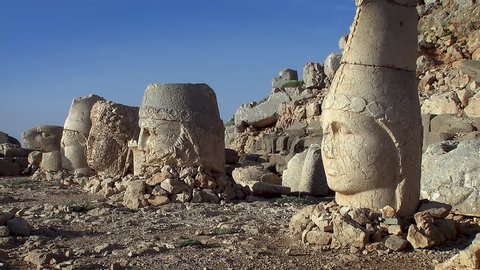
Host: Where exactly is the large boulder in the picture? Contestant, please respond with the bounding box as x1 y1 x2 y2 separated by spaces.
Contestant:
234 91 291 128
231 165 289 196
465 93 480 117
421 92 460 115
324 52 342 79
87 100 139 177
421 139 480 216
303 63 326 88
282 144 329 196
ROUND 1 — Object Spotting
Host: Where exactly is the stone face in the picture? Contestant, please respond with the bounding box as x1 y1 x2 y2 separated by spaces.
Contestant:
324 53 342 79
22 125 63 171
272 69 298 88
61 94 105 175
303 63 326 88
321 0 422 217
87 100 139 177
421 139 480 216
133 84 225 175
234 91 291 128
282 144 328 196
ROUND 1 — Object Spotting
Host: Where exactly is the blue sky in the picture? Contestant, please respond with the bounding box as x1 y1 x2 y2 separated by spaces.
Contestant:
0 0 354 141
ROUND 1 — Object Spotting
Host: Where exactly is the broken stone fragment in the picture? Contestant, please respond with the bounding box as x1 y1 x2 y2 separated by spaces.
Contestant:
331 215 369 249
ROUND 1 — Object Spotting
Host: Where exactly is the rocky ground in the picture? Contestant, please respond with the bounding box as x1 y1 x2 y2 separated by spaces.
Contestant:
0 176 469 270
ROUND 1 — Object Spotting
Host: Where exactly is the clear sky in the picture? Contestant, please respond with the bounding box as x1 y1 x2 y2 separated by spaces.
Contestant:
0 0 354 142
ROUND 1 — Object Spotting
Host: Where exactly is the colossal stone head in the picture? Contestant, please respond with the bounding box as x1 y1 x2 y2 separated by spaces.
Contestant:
22 125 63 171
134 83 225 174
61 94 105 175
87 100 139 177
321 0 422 217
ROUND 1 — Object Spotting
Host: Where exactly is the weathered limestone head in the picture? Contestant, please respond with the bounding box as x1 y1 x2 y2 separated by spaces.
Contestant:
22 125 63 171
321 0 422 217
87 100 139 177
135 83 225 174
61 94 105 175
23 125 63 152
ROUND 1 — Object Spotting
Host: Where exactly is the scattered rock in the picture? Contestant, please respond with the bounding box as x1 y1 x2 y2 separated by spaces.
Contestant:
6 217 30 236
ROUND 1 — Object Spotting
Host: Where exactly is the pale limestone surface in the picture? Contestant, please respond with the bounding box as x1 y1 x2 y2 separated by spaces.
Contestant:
421 139 480 217
303 63 326 88
86 100 139 178
282 144 328 196
132 83 225 175
22 125 63 171
61 94 105 175
321 0 422 217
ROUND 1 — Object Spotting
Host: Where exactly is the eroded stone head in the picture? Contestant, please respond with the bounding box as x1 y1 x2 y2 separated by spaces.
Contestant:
61 94 105 175
23 125 63 152
134 83 225 175
87 100 139 177
22 125 63 171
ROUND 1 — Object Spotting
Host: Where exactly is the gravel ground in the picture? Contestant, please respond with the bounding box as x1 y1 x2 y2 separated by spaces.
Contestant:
0 176 468 270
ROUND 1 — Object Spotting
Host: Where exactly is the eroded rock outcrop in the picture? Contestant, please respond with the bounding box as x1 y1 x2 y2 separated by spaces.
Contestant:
86 100 139 178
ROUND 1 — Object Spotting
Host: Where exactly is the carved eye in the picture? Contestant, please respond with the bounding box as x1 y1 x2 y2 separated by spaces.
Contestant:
143 128 151 137
331 122 342 134
331 121 352 135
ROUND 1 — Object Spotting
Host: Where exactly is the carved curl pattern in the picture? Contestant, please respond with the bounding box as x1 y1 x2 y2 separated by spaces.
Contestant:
139 106 194 122
322 93 409 123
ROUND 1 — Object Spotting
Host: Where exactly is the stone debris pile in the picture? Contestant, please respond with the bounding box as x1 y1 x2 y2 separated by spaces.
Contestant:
290 200 479 252
82 164 248 210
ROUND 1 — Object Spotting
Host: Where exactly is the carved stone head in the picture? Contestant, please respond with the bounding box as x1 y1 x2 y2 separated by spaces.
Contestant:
320 0 422 217
61 94 105 175
135 83 225 174
86 100 139 177
23 125 63 171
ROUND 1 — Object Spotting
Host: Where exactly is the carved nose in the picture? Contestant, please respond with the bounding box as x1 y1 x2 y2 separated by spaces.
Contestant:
138 130 147 151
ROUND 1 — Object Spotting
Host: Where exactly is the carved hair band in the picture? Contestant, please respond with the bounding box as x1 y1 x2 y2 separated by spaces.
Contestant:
139 106 195 122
